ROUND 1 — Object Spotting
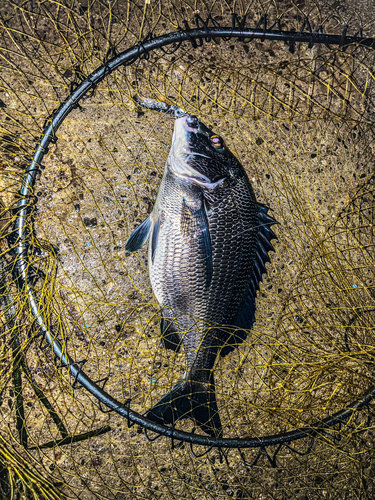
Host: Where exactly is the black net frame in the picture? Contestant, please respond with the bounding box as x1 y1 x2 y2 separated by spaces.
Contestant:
7 16 375 450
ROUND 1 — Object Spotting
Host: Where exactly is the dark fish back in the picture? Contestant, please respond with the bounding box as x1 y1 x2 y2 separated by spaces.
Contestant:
204 173 259 328
220 203 278 357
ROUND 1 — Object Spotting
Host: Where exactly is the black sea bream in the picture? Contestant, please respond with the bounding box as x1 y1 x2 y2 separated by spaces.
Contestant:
126 98 277 437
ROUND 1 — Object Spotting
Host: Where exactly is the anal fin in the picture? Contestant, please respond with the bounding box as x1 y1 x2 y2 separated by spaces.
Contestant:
220 285 256 357
160 311 182 352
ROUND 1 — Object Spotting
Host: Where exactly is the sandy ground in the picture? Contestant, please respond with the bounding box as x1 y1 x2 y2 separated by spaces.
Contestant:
0 1 374 499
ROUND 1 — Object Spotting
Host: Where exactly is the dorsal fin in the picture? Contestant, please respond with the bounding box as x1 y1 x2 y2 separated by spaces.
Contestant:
220 203 278 357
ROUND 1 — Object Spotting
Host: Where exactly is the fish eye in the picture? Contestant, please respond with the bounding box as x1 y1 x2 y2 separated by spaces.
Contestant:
210 135 223 148
175 109 184 118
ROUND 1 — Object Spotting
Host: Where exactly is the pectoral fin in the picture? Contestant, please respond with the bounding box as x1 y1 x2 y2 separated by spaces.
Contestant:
181 197 212 286
125 216 152 252
151 217 161 263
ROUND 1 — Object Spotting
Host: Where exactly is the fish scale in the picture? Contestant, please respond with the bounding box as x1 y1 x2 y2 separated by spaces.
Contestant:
126 100 278 437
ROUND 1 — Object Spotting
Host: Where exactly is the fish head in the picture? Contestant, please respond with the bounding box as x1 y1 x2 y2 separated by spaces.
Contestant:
168 110 241 190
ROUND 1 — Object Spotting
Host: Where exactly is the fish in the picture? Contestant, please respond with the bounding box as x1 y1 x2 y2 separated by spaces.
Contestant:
126 97 278 437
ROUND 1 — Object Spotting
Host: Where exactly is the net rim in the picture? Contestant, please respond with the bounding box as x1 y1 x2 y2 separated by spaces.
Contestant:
7 22 375 449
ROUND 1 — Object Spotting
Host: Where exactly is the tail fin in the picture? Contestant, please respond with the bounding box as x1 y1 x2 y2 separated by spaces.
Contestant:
146 375 222 438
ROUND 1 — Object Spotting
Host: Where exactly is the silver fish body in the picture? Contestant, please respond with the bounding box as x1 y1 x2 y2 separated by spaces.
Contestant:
126 107 277 437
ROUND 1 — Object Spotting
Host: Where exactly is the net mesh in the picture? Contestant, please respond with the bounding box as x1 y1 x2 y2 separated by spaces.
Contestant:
0 0 375 498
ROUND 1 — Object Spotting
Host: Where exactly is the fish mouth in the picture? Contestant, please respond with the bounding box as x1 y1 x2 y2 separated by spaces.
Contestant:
169 116 215 185
169 152 212 185
169 152 226 191
188 151 211 159
178 174 226 190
